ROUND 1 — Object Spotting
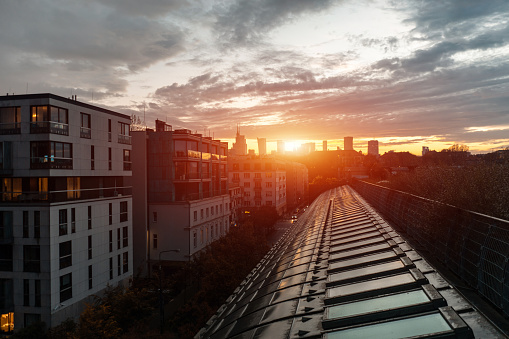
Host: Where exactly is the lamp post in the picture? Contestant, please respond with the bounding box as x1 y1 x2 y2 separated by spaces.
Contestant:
159 249 180 334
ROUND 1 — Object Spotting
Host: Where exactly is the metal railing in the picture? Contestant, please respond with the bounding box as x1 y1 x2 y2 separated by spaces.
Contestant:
0 186 132 203
0 122 21 135
30 121 69 135
118 134 132 145
351 180 509 317
30 157 73 169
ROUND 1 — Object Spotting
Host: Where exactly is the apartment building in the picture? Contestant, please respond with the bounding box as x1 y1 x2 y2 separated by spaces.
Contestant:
0 93 133 333
228 156 287 215
132 120 230 274
286 161 308 211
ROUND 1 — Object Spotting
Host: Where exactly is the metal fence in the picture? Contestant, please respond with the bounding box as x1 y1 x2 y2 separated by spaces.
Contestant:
351 180 509 317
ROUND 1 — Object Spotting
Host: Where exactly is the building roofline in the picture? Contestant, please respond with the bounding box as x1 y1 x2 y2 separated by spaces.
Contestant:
0 93 130 119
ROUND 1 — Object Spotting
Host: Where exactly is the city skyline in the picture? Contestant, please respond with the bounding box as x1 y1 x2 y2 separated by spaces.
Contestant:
2 1 509 154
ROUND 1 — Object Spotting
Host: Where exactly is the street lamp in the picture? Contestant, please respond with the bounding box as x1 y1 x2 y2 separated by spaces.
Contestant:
159 249 180 334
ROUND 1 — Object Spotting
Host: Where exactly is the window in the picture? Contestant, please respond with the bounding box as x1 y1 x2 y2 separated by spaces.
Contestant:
120 201 128 222
88 236 92 259
232 163 239 170
59 241 72 269
216 205 218 215
23 280 29 306
117 255 121 276
91 145 95 170
123 150 131 171
193 232 197 248
23 245 40 273
88 265 92 289
123 252 128 274
211 225 214 238
0 212 12 241
59 273 72 302
153 234 158 249
122 226 128 248
117 228 121 249
67 177 80 199
88 206 92 229
266 201 273 206
30 141 72 169
31 105 68 135
254 182 261 188
108 147 112 170
255 173 261 178
23 211 29 238
200 229 203 244
201 209 204 219
266 172 272 178
80 113 91 139
266 182 272 188
109 203 113 225
0 245 13 271
109 230 113 252
34 211 40 238
255 201 261 207
34 280 41 307
108 119 112 142
71 208 76 233
193 211 197 221
244 182 250 188
206 208 209 217
0 106 21 134
211 207 214 215
153 212 157 223
244 173 250 178
118 122 131 144
109 258 113 280
59 209 68 236
233 173 239 180
266 191 273 197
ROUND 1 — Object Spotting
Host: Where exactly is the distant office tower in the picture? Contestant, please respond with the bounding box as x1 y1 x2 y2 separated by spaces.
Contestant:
422 146 429 156
368 140 379 156
344 136 354 151
232 125 247 155
277 140 285 154
301 142 315 154
258 138 267 155
323 140 327 152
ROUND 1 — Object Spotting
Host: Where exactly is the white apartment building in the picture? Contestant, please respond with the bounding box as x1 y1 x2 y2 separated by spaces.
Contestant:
0 94 132 333
229 156 287 215
132 121 230 274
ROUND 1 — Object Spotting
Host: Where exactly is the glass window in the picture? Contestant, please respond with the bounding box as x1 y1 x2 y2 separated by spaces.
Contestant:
59 273 72 302
88 206 92 229
0 107 21 133
34 211 40 238
88 265 92 290
0 246 12 272
117 228 121 249
88 236 92 259
122 226 128 248
153 234 158 249
59 209 67 236
109 258 113 280
80 113 91 139
71 208 76 233
123 150 131 171
109 203 112 225
120 201 128 222
23 245 40 273
59 241 72 269
122 252 128 274
193 211 197 221
23 279 29 306
22 211 29 238
109 230 113 252
34 280 41 307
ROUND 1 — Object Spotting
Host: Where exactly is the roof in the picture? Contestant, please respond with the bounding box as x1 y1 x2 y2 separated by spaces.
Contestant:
196 186 506 338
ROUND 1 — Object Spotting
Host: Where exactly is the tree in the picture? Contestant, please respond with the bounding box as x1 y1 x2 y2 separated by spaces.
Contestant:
130 114 146 131
77 303 122 339
442 144 469 152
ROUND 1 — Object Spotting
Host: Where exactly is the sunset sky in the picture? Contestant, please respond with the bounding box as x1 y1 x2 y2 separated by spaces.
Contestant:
2 0 509 154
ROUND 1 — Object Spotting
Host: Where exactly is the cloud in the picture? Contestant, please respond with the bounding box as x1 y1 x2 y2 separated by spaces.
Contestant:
0 0 185 96
214 0 335 46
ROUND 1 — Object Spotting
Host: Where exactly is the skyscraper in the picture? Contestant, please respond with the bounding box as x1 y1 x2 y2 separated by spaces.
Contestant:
344 136 354 151
231 125 247 155
368 140 379 156
323 140 327 152
257 138 266 156
277 140 285 154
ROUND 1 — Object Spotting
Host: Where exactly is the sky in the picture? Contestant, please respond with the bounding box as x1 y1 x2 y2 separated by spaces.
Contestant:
2 0 509 155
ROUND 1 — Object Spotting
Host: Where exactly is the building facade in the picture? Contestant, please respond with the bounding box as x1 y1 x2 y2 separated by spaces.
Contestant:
0 94 133 332
229 156 287 215
368 140 379 156
285 161 308 211
231 126 247 156
344 136 354 151
132 121 230 274
257 138 266 156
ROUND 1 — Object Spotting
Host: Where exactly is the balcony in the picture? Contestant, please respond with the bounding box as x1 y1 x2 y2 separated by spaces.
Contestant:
30 157 73 169
80 127 91 139
0 122 21 135
0 186 132 203
31 121 69 135
118 134 132 145
253 177 262 182
123 161 132 171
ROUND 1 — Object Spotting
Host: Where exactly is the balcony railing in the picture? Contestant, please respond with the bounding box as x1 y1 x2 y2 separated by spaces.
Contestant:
30 157 73 169
30 121 69 135
118 134 132 145
0 122 21 135
80 127 91 139
0 186 132 203
123 162 132 171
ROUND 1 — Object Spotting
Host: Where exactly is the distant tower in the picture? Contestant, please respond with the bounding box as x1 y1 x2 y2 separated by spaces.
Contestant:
368 140 379 156
344 136 354 151
422 146 429 156
232 124 247 155
257 138 267 155
323 140 327 152
277 140 285 154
